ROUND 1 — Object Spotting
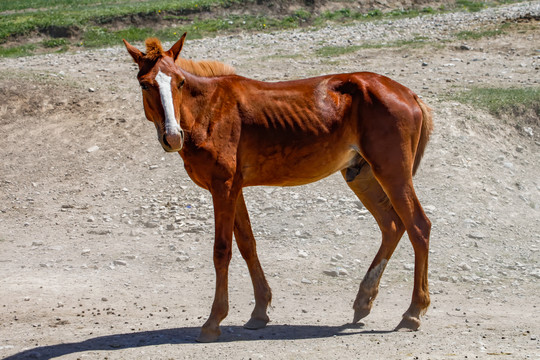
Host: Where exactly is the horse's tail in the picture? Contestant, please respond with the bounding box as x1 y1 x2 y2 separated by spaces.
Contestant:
412 96 434 176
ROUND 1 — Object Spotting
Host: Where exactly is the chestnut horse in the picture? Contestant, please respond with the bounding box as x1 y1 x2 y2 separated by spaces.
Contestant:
124 33 433 343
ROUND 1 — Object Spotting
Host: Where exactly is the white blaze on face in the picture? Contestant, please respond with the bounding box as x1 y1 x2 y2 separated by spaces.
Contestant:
155 70 181 134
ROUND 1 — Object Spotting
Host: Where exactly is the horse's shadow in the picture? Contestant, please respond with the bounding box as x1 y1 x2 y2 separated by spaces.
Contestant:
4 323 393 359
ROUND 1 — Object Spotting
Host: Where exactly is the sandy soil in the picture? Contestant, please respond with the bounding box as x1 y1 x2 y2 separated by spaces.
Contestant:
0 2 539 359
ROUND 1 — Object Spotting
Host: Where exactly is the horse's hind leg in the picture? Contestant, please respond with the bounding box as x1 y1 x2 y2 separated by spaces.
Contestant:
361 153 431 331
341 159 406 324
374 173 431 331
234 190 272 330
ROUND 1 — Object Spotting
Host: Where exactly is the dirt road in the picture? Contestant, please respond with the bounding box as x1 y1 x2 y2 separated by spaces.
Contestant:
1 2 539 358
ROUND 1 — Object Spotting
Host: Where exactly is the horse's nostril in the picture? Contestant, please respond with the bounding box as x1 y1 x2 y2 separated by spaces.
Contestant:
162 134 171 149
162 131 183 152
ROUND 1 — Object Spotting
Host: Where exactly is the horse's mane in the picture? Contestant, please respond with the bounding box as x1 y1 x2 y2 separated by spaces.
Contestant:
144 37 235 77
176 58 236 77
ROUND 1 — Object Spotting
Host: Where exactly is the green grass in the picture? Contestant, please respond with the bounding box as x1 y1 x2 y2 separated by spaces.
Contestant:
456 29 503 39
316 36 430 57
312 6 436 26
0 44 36 57
80 13 309 47
0 0 229 42
455 0 486 12
453 87 540 121
456 22 511 40
0 0 529 57
315 45 364 57
42 38 69 48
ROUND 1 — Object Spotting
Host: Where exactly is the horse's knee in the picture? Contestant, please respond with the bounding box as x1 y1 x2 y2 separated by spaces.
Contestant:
213 243 232 267
411 214 431 251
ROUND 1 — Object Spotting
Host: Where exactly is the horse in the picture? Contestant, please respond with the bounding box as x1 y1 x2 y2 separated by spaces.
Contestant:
123 33 433 343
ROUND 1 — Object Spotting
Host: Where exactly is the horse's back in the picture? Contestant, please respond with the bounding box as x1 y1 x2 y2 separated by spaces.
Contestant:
231 71 424 187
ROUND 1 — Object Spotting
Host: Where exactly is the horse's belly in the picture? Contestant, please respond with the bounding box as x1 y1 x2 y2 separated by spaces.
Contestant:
241 145 357 187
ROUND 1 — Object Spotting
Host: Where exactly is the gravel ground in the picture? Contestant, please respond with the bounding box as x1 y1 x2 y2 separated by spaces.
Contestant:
0 1 539 359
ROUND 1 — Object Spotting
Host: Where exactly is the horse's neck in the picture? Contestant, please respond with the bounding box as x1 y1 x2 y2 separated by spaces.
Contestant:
178 72 218 141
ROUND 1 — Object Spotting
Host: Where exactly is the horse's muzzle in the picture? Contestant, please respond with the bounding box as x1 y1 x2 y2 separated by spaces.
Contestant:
161 129 184 152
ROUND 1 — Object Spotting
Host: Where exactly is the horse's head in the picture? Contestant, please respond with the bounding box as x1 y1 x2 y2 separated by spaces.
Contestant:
123 34 187 152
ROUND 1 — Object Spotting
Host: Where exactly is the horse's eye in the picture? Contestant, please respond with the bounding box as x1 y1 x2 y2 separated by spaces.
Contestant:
140 83 149 91
178 79 185 88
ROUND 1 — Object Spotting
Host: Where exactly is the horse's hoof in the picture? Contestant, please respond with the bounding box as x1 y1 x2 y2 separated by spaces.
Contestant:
352 307 370 323
196 328 221 343
395 315 420 331
244 316 269 330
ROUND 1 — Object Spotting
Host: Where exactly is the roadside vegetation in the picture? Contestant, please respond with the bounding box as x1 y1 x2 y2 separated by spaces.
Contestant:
453 87 540 124
0 0 526 57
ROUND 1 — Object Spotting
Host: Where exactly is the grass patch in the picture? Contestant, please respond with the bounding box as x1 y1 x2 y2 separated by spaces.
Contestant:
455 0 486 12
453 87 540 123
81 14 308 47
316 45 364 57
0 44 36 57
456 29 504 39
456 23 511 40
316 36 430 57
42 38 69 48
0 0 229 43
0 0 530 57
314 6 436 25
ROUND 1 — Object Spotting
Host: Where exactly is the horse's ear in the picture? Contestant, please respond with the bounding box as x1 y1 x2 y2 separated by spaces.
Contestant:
123 39 144 65
167 33 187 62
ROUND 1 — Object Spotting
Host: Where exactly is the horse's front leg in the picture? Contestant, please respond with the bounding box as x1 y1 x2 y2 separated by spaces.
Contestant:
197 188 238 343
234 190 272 330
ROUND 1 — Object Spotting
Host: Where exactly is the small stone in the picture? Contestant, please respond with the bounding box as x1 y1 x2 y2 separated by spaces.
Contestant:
338 268 349 276
503 162 514 169
113 260 127 266
130 229 144 236
81 249 91 256
523 127 533 136
298 250 308 258
530 269 540 279
403 263 414 270
176 255 190 262
459 262 472 271
323 270 339 277
422 62 428 67
424 205 436 214
460 44 472 50
87 145 99 153
32 241 44 246
101 297 108 302
89 88 95 92
149 165 159 170
467 232 486 240
301 278 312 284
